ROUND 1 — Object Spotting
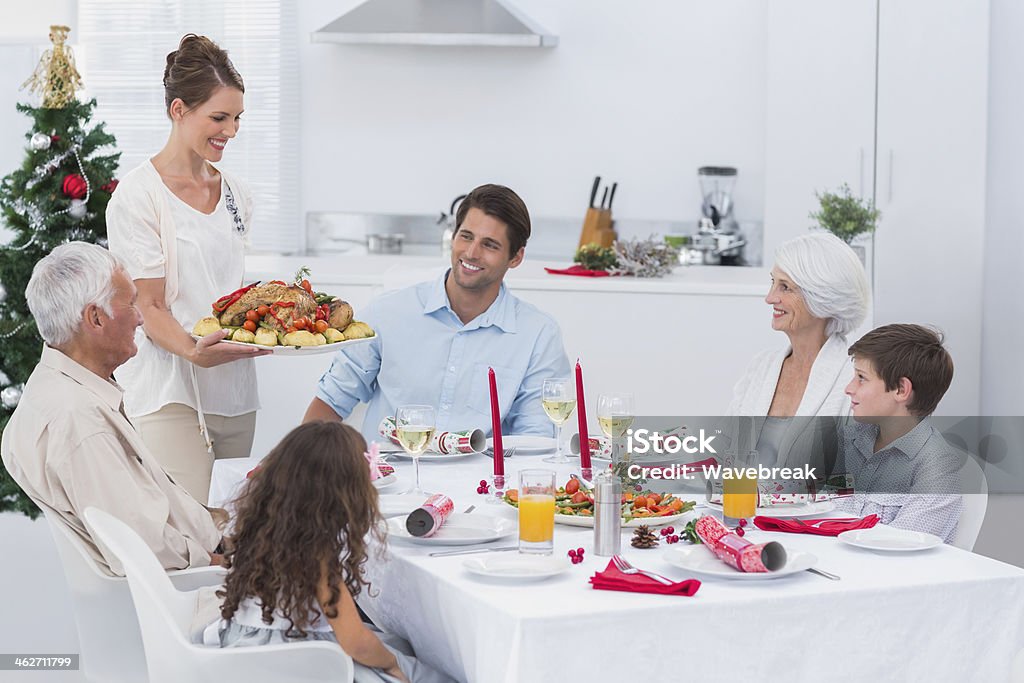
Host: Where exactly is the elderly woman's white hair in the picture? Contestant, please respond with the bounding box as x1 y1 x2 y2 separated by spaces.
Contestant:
773 232 870 337
26 241 124 346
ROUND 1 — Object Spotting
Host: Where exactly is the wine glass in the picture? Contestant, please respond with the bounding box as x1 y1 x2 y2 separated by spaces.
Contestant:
597 392 635 464
541 378 576 464
395 404 435 496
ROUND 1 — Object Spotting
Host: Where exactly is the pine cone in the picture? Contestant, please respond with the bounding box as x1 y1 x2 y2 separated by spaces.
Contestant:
631 524 660 549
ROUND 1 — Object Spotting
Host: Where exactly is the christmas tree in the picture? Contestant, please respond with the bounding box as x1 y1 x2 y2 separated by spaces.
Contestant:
0 25 120 518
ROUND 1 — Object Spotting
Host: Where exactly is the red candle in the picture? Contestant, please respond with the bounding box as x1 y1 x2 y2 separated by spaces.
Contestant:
488 367 504 475
576 361 591 469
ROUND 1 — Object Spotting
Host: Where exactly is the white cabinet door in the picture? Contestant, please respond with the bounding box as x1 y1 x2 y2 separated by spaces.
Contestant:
874 0 989 414
763 0 877 259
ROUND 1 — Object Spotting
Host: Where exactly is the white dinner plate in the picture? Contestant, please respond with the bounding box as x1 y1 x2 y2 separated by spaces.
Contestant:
385 513 516 546
373 472 399 490
463 554 569 581
664 545 818 580
385 449 478 461
706 499 836 518
838 527 943 552
486 435 557 455
377 494 423 518
190 333 372 356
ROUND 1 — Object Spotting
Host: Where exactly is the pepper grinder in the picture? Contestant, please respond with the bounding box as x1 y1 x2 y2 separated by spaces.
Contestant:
593 470 622 556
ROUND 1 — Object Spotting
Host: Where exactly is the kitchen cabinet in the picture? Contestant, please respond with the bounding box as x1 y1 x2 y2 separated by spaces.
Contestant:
873 0 989 415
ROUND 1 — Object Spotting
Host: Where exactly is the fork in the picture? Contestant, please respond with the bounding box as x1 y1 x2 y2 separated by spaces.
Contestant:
611 555 675 586
482 447 517 458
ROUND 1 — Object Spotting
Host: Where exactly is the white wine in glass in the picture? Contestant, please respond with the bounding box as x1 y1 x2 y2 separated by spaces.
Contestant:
597 392 635 462
541 378 576 464
396 404 435 496
597 415 634 438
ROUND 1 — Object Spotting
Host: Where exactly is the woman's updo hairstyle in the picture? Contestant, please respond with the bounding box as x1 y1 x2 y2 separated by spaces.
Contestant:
163 34 244 115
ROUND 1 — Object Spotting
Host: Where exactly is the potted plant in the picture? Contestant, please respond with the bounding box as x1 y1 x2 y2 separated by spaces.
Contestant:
809 184 880 260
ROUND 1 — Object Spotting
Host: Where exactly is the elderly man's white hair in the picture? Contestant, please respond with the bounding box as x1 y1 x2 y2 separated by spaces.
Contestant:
773 232 870 338
26 241 124 347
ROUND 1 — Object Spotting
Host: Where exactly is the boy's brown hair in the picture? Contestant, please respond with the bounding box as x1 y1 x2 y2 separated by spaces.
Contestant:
849 324 954 417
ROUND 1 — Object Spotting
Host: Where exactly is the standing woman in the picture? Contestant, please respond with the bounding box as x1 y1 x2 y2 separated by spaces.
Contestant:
107 34 270 504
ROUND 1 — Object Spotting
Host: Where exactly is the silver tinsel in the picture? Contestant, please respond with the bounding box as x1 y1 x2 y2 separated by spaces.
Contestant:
0 280 6 304
1 384 23 409
610 236 681 278
0 369 8 385
30 132 51 151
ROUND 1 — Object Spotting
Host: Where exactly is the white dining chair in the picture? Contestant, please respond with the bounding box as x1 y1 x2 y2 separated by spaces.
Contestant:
950 454 988 551
43 507 226 683
83 507 354 683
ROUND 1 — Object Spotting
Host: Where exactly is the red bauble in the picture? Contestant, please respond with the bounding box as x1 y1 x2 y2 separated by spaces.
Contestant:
62 173 88 199
100 179 119 194
50 135 61 143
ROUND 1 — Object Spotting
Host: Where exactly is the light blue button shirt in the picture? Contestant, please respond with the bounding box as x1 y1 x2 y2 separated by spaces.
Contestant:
316 271 571 445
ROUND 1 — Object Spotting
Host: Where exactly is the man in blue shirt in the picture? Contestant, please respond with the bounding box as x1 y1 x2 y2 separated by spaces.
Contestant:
303 184 571 444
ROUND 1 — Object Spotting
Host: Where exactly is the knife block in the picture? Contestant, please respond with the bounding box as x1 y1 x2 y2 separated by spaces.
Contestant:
578 207 616 249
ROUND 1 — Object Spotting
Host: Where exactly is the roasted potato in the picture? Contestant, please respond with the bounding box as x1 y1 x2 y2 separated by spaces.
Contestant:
312 332 327 346
324 328 345 344
342 321 374 339
283 330 319 347
328 299 354 330
254 327 278 347
192 316 222 337
231 328 256 343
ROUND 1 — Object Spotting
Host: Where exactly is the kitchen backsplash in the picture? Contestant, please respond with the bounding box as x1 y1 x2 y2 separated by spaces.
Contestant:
304 211 763 266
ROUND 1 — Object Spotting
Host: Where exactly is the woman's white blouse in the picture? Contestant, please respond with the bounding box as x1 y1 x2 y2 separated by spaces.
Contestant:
107 161 258 419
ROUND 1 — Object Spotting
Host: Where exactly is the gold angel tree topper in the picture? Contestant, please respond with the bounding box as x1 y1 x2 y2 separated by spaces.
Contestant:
22 25 83 109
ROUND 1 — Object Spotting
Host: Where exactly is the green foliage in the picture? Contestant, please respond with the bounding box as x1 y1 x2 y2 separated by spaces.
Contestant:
574 243 618 271
0 98 120 518
809 183 881 244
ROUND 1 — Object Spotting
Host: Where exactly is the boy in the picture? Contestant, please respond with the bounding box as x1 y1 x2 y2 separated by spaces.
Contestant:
836 324 962 542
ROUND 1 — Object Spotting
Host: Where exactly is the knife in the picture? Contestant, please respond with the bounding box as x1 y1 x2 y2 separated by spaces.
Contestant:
600 186 609 210
607 182 618 212
429 545 518 557
588 176 601 208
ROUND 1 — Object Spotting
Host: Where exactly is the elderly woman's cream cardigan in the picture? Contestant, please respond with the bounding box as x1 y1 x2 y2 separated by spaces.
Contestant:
725 334 853 472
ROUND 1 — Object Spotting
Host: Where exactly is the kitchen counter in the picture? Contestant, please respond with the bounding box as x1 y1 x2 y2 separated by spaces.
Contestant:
245 254 771 297
244 251 781 460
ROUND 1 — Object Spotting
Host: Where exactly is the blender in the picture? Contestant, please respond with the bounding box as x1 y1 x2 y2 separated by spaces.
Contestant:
679 166 746 265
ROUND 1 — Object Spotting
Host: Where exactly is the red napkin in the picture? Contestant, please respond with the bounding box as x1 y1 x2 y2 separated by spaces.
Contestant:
589 560 701 596
544 265 614 277
753 514 880 537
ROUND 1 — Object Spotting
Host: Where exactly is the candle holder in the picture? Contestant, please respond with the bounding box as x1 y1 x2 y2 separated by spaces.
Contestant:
579 466 594 485
486 474 506 505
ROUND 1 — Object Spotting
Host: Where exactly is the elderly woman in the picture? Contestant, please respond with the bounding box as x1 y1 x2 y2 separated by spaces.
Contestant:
727 233 870 469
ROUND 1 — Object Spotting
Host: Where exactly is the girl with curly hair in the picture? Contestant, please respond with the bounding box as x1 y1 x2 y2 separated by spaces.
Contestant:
203 421 451 682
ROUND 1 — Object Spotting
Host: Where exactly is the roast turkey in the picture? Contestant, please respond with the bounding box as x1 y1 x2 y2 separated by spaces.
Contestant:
218 283 318 330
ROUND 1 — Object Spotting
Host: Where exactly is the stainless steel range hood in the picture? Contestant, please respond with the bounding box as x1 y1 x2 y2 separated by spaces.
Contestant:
311 0 558 47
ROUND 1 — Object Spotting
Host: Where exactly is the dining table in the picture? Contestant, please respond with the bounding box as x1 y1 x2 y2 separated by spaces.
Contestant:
209 441 1024 683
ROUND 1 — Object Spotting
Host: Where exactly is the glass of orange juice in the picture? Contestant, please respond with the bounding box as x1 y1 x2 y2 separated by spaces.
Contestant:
722 464 758 528
518 469 556 555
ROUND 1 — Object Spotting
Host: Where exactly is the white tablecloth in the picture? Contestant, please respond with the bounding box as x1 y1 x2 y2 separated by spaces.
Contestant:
210 452 1024 683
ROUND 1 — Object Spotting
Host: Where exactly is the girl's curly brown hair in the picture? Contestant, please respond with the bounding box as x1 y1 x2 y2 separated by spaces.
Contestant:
217 421 383 638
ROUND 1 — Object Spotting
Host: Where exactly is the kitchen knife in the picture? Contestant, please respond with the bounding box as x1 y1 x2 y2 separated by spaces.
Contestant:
600 187 609 210
607 182 618 212
588 176 601 208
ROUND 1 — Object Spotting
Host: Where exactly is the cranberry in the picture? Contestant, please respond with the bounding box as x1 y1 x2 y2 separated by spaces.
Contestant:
576 547 585 556
671 535 679 543
736 527 745 537
479 479 487 486
665 527 675 534
568 549 577 558
738 518 748 528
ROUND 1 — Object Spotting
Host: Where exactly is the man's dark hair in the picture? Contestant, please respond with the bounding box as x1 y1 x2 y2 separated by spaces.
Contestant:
849 324 954 417
454 184 531 257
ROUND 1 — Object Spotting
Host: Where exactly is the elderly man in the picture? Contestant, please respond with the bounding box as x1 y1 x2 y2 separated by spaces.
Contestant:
1 242 223 575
